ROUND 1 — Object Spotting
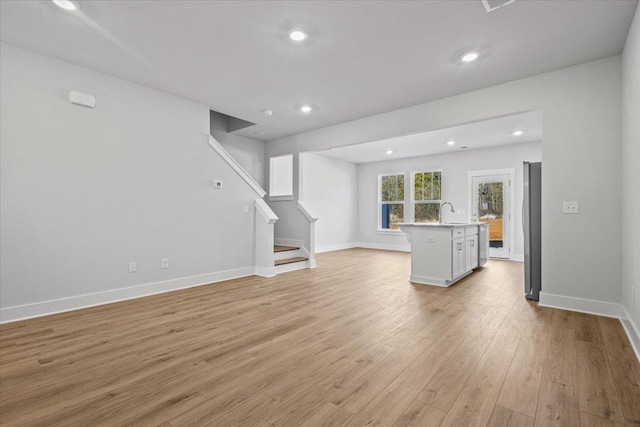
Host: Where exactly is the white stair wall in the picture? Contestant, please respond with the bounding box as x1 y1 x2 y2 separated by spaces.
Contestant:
275 259 311 275
274 248 303 261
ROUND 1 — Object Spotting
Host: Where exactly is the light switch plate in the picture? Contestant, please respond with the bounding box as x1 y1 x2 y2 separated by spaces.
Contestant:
562 201 579 214
212 180 222 189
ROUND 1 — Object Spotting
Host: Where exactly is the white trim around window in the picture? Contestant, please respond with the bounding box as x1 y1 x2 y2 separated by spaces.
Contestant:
410 170 442 223
377 172 406 234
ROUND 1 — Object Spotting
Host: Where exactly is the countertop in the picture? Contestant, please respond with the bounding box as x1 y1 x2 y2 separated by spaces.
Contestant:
398 222 486 228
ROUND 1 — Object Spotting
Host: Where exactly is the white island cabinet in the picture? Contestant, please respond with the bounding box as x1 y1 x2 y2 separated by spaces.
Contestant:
398 223 489 287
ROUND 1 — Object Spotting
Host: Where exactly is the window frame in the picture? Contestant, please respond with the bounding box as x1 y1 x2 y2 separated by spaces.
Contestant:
377 172 406 234
410 170 443 223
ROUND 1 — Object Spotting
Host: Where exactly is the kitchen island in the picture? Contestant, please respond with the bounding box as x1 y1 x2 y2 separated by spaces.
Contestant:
399 223 489 287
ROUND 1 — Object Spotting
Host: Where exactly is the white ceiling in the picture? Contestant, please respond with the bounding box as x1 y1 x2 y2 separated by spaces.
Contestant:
318 110 542 164
0 1 637 141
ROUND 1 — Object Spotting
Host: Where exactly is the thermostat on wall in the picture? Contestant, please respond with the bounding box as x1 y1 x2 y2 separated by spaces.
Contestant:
212 180 223 189
68 90 96 108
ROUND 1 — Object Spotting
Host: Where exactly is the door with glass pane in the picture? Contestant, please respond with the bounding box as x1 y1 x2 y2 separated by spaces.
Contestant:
472 175 510 259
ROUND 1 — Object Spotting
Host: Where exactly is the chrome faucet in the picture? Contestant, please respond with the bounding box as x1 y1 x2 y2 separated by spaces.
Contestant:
439 202 455 224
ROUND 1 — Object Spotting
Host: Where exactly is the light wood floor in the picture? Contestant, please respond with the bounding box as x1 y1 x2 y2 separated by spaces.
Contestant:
1 248 639 427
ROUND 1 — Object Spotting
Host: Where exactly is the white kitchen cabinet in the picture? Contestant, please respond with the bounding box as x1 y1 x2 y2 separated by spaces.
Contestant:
478 224 489 266
452 237 466 279
399 223 485 287
466 234 479 271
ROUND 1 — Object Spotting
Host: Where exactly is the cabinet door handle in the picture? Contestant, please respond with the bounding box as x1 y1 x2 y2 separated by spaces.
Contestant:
470 241 475 247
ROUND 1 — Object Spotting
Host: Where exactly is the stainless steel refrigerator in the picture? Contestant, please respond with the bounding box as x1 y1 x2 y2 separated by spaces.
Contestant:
523 161 542 301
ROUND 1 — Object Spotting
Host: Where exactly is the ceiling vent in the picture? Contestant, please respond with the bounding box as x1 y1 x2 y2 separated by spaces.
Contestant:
481 0 515 13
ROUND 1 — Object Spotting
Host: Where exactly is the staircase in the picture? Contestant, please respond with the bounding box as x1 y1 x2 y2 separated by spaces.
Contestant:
206 135 316 278
274 245 309 274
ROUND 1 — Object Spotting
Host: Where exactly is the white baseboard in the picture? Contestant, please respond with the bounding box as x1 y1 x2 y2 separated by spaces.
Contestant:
410 270 473 288
254 266 276 278
539 292 639 362
511 254 524 262
409 275 448 287
357 242 411 252
0 267 255 324
621 304 640 362
315 242 358 253
539 292 621 318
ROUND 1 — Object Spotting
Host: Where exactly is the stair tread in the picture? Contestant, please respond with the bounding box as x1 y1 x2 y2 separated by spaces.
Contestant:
274 245 299 253
274 257 308 266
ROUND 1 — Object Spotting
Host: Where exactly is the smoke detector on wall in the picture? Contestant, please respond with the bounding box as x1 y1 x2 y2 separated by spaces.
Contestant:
481 0 516 13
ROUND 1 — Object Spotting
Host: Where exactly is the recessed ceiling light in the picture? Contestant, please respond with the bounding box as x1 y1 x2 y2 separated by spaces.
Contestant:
300 105 312 113
460 146 468 149
461 51 479 63
288 28 308 42
263 110 273 116
446 140 456 146
386 150 393 155
512 130 524 136
52 0 79 10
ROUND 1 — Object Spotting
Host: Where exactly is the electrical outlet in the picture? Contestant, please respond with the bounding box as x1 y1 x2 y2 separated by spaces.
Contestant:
129 262 137 273
562 201 579 214
161 258 169 269
243 204 249 214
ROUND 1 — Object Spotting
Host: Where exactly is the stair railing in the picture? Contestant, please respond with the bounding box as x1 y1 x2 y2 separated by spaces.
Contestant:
255 198 278 277
296 201 318 268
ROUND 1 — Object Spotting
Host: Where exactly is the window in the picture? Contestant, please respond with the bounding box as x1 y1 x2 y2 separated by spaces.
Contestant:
379 173 404 230
412 171 442 223
269 154 293 201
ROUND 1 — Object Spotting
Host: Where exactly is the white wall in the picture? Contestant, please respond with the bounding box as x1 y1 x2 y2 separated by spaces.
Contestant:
267 56 622 309
270 154 293 197
0 44 260 322
357 142 541 256
210 129 266 188
621 6 640 347
300 153 358 252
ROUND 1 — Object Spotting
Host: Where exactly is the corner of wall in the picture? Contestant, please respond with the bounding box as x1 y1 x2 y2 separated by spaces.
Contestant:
620 0 640 362
621 304 640 362
540 292 640 362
